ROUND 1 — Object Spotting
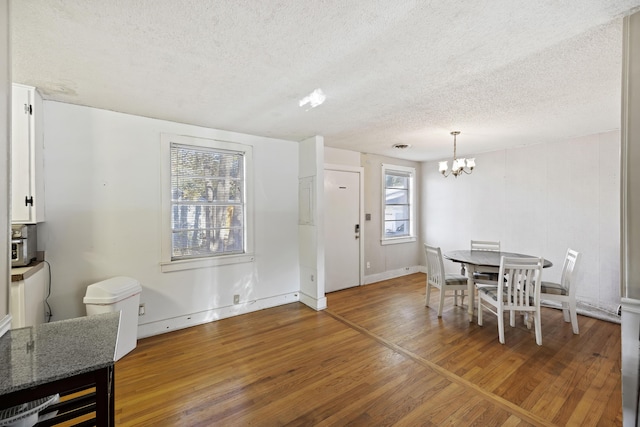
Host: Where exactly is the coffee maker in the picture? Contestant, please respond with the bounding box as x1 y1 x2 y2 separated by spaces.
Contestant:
11 224 37 267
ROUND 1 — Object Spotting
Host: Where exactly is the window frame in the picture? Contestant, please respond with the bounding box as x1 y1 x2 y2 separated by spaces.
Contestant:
380 163 416 245
160 133 254 272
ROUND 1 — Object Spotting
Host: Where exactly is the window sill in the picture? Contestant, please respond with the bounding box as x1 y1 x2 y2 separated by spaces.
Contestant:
380 236 416 245
160 253 255 273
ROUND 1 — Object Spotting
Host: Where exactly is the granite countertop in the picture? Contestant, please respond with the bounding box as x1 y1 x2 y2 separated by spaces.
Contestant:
0 312 120 396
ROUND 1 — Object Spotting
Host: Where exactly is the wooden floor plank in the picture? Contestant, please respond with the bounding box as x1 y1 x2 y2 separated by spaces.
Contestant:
114 273 621 426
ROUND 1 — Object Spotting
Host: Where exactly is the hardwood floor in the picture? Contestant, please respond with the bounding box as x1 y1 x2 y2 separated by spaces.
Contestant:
114 273 621 426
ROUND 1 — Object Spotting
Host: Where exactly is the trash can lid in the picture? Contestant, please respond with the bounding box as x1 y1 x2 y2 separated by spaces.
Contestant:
83 276 141 305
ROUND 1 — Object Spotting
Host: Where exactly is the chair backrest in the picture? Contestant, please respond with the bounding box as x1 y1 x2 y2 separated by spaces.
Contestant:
471 240 500 252
498 256 544 309
560 248 581 296
425 244 445 288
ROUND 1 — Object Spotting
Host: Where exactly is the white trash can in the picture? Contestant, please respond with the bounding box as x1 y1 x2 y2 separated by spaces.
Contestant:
83 276 142 361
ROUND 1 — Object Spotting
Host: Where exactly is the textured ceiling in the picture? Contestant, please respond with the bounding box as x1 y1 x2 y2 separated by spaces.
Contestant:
10 1 640 161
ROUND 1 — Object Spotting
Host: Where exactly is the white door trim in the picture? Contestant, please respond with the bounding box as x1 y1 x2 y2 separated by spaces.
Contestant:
324 163 364 289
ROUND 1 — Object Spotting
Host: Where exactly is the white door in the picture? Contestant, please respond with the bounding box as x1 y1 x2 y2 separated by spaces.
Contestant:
324 169 360 292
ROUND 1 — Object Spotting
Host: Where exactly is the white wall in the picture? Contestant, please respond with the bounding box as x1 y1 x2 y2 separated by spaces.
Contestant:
298 135 327 310
0 0 10 335
362 153 423 283
41 101 301 337
325 146 360 166
423 131 620 313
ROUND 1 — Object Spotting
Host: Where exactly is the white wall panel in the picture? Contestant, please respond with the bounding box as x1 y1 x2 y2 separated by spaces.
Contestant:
598 131 621 305
41 101 300 332
504 145 547 256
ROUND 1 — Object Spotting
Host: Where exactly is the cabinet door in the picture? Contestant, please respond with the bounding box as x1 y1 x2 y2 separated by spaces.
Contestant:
11 84 36 223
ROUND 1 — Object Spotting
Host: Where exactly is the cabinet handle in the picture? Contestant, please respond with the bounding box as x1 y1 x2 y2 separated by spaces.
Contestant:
25 196 33 206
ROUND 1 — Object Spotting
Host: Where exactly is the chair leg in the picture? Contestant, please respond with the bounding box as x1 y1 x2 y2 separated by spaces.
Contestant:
425 282 431 307
453 290 458 307
438 287 445 317
477 296 483 326
534 309 542 345
569 300 579 334
497 309 505 344
525 312 532 329
509 309 516 328
562 302 570 322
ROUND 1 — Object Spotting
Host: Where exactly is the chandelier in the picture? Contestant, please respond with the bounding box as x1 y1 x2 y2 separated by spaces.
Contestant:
438 131 475 178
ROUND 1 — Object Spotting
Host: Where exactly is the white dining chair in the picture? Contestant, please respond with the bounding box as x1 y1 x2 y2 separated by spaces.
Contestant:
425 244 468 317
471 240 500 285
471 240 501 252
540 248 581 334
477 256 544 345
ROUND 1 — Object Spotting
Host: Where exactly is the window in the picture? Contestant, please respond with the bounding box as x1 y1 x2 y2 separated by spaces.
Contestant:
161 134 253 272
381 164 416 245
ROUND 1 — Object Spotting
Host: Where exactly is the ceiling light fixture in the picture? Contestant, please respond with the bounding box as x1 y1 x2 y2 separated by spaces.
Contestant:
299 88 326 110
438 131 475 178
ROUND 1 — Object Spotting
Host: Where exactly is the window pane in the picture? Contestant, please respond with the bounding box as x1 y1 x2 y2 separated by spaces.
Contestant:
385 188 408 205
385 173 409 189
385 204 409 220
381 165 414 242
385 204 409 237
384 220 409 237
171 143 245 260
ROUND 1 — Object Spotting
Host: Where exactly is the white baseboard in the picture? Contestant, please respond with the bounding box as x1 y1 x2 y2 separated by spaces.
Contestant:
137 292 300 339
0 314 12 337
363 265 424 285
299 292 327 310
137 266 428 339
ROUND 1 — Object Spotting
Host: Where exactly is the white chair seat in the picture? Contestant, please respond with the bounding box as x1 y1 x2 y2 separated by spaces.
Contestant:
540 281 568 295
479 286 535 304
445 273 467 286
478 286 500 301
425 244 468 317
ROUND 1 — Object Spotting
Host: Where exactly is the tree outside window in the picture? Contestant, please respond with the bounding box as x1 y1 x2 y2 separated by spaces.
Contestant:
170 143 245 260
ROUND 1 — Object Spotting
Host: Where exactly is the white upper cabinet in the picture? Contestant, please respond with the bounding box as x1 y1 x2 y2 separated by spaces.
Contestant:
11 83 44 224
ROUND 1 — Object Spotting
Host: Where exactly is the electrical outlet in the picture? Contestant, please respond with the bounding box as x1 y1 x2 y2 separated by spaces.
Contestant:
366 262 371 269
138 304 145 316
234 294 240 304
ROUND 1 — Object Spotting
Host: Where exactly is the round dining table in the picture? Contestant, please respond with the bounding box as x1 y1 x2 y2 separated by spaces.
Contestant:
443 250 553 322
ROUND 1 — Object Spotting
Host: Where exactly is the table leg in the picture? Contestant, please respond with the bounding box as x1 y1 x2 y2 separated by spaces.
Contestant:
467 266 475 322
